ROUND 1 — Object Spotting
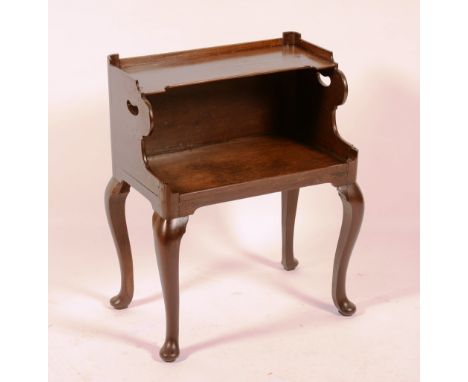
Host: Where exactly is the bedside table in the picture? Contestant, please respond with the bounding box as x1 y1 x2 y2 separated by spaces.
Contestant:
105 31 364 362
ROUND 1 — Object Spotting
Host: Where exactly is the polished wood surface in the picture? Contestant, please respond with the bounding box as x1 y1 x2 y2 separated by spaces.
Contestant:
105 178 134 310
144 71 284 155
332 183 364 316
282 189 300 271
147 135 345 194
152 214 189 362
107 32 357 219
106 32 364 362
117 36 335 94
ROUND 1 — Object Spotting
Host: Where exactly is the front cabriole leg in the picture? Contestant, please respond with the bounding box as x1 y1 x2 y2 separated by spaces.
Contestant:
152 213 189 362
332 182 364 316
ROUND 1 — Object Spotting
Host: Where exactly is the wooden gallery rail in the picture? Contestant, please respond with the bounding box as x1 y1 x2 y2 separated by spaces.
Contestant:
105 32 364 362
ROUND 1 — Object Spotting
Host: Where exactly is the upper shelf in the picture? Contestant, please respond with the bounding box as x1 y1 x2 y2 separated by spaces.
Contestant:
110 32 337 95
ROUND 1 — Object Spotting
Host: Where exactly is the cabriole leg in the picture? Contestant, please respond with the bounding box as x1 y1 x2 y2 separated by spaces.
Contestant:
332 183 364 316
152 213 189 362
282 189 300 270
105 177 134 310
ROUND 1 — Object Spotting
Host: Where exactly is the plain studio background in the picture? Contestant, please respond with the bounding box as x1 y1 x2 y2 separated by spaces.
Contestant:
49 1 419 381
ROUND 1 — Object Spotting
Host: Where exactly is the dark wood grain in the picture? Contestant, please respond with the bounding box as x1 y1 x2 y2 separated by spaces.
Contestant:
282 189 300 270
152 213 189 362
106 32 364 362
147 135 345 194
144 72 283 155
332 183 364 316
107 33 356 219
118 35 335 94
105 178 134 309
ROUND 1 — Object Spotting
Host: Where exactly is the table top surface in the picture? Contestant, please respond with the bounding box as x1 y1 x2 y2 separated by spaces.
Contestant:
118 38 336 94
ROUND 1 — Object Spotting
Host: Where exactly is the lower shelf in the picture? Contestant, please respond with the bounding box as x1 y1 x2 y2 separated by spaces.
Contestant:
146 135 345 195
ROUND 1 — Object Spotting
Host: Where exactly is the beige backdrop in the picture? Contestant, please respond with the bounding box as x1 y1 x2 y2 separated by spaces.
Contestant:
49 1 419 381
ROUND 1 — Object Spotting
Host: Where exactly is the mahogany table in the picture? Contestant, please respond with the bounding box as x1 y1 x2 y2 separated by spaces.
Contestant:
105 32 364 362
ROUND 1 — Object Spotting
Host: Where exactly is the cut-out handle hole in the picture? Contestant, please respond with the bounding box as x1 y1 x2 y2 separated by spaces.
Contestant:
127 100 139 116
317 73 331 87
